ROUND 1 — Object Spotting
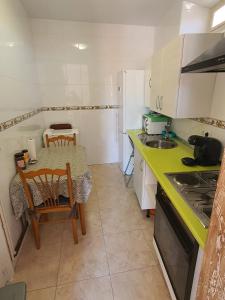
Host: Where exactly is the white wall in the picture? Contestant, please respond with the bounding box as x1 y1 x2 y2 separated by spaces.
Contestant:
31 19 155 164
154 0 182 51
0 0 40 122
0 0 44 280
180 1 210 34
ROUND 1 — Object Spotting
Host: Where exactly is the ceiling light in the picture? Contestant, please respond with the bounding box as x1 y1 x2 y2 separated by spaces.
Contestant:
6 42 15 47
184 2 195 11
73 43 87 50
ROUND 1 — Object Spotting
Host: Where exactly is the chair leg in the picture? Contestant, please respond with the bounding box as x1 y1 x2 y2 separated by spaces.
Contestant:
71 217 78 244
31 216 40 249
78 203 86 235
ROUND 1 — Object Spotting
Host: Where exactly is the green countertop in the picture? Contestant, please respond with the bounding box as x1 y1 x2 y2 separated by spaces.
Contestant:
128 129 220 248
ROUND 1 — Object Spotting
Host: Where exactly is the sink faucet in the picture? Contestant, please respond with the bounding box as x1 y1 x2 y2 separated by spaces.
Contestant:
164 124 170 141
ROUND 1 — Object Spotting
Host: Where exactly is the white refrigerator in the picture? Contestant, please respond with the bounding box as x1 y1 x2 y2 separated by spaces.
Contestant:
117 70 146 174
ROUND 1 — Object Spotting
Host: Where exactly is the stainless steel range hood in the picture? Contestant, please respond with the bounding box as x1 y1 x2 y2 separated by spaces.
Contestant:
182 36 225 73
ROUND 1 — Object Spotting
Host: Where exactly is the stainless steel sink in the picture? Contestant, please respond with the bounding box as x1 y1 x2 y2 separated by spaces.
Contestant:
138 133 177 149
146 140 177 149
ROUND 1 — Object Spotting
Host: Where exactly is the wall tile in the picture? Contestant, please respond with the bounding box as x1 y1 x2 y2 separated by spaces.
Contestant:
32 19 155 108
0 0 42 261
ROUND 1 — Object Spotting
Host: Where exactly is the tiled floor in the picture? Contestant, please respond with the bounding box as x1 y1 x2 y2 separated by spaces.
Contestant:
14 164 171 300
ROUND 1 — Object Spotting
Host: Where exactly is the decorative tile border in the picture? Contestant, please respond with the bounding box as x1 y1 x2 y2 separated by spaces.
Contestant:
0 108 42 132
1 106 225 133
0 105 120 132
42 105 119 111
192 117 225 130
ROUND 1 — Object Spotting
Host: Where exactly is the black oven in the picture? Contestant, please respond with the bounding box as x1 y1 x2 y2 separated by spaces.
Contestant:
154 184 199 300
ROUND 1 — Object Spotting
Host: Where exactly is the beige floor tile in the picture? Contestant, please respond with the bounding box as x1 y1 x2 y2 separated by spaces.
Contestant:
24 222 64 249
63 210 103 242
14 164 170 299
27 287 56 300
91 164 125 188
97 186 139 211
55 276 113 300
142 221 155 249
100 206 151 235
14 242 61 291
58 234 109 285
90 164 121 175
111 267 171 300
85 188 99 212
104 230 157 274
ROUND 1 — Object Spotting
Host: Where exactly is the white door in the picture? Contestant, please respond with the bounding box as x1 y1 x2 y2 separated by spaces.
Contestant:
124 70 145 130
144 69 151 108
117 71 125 133
160 36 183 118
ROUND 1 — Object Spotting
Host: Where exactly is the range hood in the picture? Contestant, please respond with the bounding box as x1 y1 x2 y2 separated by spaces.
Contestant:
181 37 225 73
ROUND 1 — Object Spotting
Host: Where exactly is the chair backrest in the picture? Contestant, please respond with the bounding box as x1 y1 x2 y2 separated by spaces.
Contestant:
46 134 76 147
18 163 74 210
50 123 72 129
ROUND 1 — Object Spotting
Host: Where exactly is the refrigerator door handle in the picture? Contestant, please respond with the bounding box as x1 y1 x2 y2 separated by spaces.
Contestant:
156 96 159 109
116 111 119 143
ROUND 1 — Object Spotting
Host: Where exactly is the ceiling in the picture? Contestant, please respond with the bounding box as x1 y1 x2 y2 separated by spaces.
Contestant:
21 0 220 26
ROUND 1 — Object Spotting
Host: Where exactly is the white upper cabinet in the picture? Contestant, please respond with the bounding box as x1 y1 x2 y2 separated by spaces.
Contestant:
150 50 163 113
144 69 151 108
150 34 222 118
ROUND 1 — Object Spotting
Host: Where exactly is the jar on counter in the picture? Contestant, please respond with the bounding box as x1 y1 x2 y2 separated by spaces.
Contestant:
15 152 26 170
22 149 29 164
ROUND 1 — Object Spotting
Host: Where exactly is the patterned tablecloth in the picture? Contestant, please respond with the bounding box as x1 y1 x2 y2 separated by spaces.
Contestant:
10 145 92 219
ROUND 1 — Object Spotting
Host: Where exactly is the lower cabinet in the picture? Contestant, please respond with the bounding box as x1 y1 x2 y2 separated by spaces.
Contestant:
133 147 157 209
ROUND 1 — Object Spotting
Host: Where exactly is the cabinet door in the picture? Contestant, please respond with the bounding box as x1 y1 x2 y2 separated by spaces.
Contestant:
150 51 162 113
160 36 183 118
133 148 144 206
144 69 151 107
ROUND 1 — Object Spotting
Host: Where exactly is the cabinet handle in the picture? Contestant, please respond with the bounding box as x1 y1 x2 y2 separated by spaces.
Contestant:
149 78 151 88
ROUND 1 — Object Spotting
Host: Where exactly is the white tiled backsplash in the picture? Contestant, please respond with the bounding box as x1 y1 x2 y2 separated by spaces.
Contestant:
172 118 225 147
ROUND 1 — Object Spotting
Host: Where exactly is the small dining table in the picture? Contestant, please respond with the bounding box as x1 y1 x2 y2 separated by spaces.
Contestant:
10 145 92 234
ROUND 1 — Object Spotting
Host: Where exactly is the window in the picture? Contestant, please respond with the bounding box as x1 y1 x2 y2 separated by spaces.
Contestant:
212 4 225 28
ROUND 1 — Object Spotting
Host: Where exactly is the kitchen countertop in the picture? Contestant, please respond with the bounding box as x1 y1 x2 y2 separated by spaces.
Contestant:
128 129 220 248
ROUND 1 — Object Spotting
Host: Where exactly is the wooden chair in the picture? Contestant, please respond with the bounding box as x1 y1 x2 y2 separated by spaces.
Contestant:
50 123 72 130
46 134 76 147
18 163 78 249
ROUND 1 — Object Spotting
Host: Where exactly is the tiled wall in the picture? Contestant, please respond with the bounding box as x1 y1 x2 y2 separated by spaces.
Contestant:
31 19 154 107
31 19 155 164
0 1 41 124
0 0 44 270
172 118 225 147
